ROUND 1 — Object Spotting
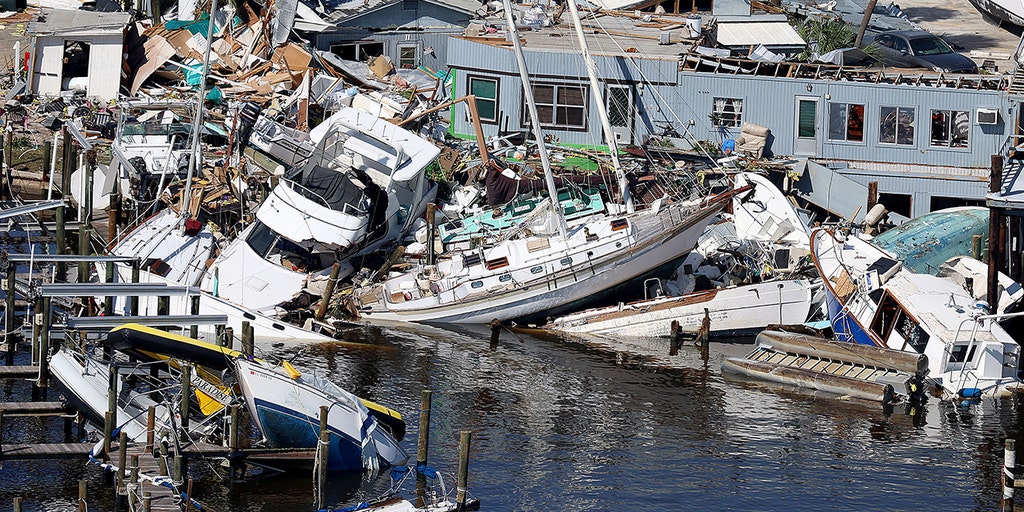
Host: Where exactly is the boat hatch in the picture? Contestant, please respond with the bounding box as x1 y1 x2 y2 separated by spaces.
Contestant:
870 292 929 352
611 219 629 231
463 253 482 267
486 257 510 270
143 258 171 277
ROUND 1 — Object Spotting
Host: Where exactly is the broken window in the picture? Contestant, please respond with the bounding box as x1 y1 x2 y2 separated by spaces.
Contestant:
525 83 587 129
929 109 969 148
712 97 743 128
330 42 385 62
62 40 91 91
878 192 912 218
827 103 864 142
879 106 915 145
398 43 418 69
468 76 498 123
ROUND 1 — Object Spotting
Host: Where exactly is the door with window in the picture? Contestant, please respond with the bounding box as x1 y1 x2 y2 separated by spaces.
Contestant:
606 84 633 145
794 96 819 155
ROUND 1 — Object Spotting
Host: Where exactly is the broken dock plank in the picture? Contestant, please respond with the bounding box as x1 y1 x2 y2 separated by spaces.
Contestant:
1 443 93 459
0 401 67 416
0 366 39 379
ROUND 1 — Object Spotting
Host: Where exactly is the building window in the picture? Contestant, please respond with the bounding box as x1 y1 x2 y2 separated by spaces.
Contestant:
526 83 587 129
398 43 418 69
330 42 384 61
828 103 864 142
878 193 912 218
930 110 969 148
879 106 916 145
468 77 498 123
712 97 743 128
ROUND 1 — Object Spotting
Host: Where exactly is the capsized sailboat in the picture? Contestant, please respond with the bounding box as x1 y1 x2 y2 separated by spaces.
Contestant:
347 1 738 325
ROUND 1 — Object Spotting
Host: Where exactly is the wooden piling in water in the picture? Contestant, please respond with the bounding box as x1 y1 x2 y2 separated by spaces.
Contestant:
5 266 15 340
316 262 342 321
242 322 253 357
103 411 113 460
129 454 139 505
456 430 472 509
117 432 127 499
146 406 155 453
180 365 191 433
425 203 437 265
36 298 50 391
78 479 87 512
142 491 152 512
416 389 432 507
77 225 90 284
104 263 115 316
223 327 233 349
669 320 681 356
129 261 140 316
315 429 329 509
13 496 22 512
56 204 66 281
489 320 500 347
1 409 5 456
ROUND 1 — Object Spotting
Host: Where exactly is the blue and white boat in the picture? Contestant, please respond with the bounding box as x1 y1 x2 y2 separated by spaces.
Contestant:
234 357 408 471
810 228 1024 398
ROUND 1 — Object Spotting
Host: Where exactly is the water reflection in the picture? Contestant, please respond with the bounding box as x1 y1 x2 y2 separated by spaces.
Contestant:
0 322 1020 511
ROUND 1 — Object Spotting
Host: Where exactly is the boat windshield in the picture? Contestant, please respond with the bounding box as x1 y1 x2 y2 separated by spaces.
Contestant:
306 371 364 412
245 221 332 273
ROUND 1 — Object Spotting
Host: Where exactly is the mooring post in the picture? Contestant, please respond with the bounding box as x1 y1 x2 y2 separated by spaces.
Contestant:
316 262 342 321
55 204 66 281
104 262 115 316
42 140 52 182
242 322 253 358
315 429 329 509
416 389 432 508
5 266 15 352
699 308 711 362
1004 438 1016 511
12 497 22 512
489 320 500 348
0 409 5 456
972 234 983 261
36 297 50 392
223 326 233 349
229 404 239 481
146 406 155 453
108 192 121 243
670 320 681 356
456 430 472 510
129 260 140 316
107 363 118 426
116 431 127 500
129 454 139 505
142 491 152 512
31 307 40 366
158 440 169 477
180 365 191 433
103 411 113 460
173 451 183 487
77 224 90 285
78 479 87 512
184 478 194 512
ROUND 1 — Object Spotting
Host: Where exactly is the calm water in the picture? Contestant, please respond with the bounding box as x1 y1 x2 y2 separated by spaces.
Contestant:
0 322 1020 511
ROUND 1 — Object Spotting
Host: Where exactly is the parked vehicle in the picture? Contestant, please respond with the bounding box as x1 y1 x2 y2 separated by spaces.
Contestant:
865 30 979 74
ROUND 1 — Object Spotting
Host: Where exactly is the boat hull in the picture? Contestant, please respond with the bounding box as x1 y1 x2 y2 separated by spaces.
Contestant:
235 358 407 471
547 279 816 337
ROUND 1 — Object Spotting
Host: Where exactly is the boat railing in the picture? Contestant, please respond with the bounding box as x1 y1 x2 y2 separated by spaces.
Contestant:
948 310 1024 389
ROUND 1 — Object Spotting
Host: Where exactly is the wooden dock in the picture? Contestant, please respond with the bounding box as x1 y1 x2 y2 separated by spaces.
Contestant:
0 401 67 416
0 366 39 379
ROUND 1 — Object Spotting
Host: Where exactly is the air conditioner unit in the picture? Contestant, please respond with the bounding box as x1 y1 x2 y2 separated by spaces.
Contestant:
977 108 999 125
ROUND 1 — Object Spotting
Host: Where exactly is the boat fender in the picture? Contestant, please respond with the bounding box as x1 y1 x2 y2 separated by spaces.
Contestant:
958 388 982 400
282 361 302 380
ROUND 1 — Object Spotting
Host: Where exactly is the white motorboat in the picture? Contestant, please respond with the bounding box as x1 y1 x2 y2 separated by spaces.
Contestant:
811 228 1024 398
234 357 408 472
201 106 440 314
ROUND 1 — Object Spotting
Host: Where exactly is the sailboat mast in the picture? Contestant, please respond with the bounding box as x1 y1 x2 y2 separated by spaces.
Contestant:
501 0 568 238
180 0 219 219
565 0 633 213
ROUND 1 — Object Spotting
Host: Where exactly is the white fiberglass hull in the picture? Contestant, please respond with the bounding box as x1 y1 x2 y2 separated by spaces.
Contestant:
357 197 731 324
546 278 816 337
235 358 407 472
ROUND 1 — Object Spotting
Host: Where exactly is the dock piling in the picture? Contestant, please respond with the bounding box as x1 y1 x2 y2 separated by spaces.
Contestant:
142 491 152 512
117 431 127 498
36 298 50 393
670 320 681 356
129 454 139 506
189 295 201 339
489 320 500 348
222 327 233 349
242 322 253 357
78 479 87 512
1 409 5 455
315 430 329 509
180 365 191 433
104 263 115 316
416 389 432 508
456 430 472 510
56 204 66 281
129 261 139 316
13 497 21 512
103 411 113 460
157 296 169 316
146 406 155 453
5 265 14 338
